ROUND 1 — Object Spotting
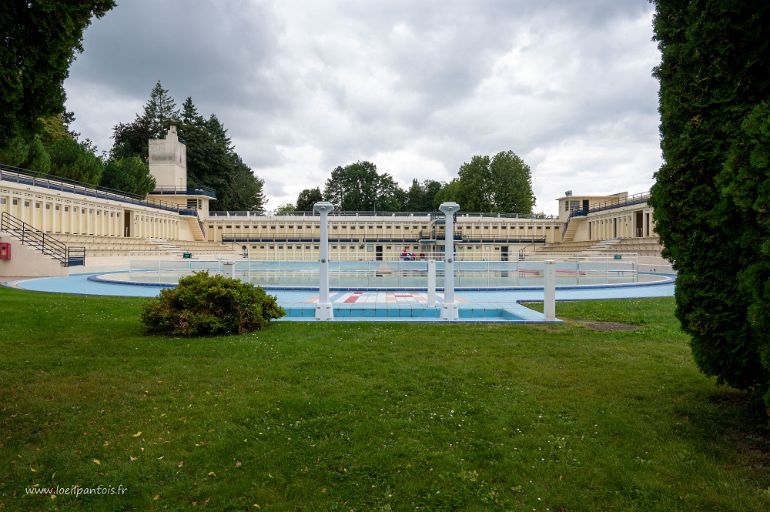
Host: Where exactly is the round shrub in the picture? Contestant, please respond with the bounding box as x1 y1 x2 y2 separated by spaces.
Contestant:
141 271 285 336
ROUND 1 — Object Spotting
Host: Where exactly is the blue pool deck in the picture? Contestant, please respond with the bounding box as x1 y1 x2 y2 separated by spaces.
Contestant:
5 271 676 323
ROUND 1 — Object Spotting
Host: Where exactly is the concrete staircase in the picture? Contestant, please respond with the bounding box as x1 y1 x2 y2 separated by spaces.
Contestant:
561 217 584 242
147 239 183 256
185 216 206 241
582 239 620 254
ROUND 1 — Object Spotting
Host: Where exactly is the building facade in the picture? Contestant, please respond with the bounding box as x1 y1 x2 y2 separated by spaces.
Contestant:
0 128 657 262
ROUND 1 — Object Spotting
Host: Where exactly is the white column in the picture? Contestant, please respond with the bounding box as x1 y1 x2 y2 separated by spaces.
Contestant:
427 259 436 308
544 259 556 321
314 202 334 320
439 202 460 320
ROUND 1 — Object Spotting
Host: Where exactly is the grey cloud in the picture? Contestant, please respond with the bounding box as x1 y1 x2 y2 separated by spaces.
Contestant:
65 0 661 214
72 0 285 114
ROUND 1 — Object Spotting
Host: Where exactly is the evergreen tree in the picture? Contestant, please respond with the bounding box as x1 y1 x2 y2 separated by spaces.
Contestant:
112 81 179 160
0 0 115 147
102 156 155 196
48 137 103 186
111 91 266 211
650 0 770 404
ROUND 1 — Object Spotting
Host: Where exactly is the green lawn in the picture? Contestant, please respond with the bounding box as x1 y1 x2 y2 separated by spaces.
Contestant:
0 288 768 511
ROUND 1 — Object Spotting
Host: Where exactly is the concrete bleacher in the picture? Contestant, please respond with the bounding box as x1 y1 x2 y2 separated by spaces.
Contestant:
534 237 664 257
161 239 240 257
54 234 169 257
610 237 664 257
535 240 596 254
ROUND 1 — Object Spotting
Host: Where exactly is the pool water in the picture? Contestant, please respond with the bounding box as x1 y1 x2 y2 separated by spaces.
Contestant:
122 259 660 290
281 306 529 321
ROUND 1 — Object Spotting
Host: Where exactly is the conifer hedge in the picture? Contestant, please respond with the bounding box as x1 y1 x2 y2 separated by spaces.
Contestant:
650 1 770 406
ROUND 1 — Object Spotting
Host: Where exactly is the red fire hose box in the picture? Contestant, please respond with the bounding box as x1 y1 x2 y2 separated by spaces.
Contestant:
0 242 11 260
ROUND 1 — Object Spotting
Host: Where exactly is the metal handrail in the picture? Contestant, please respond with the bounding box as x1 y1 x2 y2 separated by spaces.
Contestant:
0 212 85 266
569 191 651 218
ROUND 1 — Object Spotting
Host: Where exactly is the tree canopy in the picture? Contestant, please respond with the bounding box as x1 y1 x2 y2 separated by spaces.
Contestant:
649 0 770 407
322 161 404 212
101 155 155 196
455 151 535 213
0 0 115 147
304 150 536 214
111 86 266 212
296 187 323 211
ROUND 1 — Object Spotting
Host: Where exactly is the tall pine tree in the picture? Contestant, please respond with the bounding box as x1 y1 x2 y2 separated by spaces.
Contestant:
111 89 265 211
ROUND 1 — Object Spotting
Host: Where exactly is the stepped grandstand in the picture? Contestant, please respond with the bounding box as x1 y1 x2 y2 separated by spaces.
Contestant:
0 126 665 277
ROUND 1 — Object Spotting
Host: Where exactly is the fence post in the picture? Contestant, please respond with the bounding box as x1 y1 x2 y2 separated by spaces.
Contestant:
544 260 556 321
427 260 436 307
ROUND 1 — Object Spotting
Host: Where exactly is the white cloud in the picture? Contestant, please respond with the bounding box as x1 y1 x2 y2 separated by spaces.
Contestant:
65 0 661 215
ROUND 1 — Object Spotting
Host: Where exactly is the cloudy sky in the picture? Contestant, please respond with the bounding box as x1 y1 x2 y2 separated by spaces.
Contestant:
64 0 661 215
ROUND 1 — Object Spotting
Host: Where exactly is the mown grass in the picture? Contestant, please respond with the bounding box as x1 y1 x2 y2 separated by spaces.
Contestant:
0 288 768 511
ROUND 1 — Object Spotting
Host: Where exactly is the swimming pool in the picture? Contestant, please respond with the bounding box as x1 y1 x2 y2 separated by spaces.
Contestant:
7 258 676 323
118 258 659 290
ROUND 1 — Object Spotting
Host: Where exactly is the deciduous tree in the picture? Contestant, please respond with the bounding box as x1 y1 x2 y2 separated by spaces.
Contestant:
296 187 323 211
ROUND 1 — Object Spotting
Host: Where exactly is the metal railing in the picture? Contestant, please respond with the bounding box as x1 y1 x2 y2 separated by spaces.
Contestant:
0 162 198 215
151 185 217 198
569 191 651 218
209 210 558 219
0 212 85 266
